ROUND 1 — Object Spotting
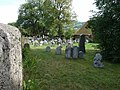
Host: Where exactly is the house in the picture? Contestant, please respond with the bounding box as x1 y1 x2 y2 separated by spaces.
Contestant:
74 21 93 41
74 21 92 36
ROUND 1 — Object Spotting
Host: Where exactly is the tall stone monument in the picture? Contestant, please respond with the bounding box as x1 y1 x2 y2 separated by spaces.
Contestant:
79 34 86 53
0 23 22 90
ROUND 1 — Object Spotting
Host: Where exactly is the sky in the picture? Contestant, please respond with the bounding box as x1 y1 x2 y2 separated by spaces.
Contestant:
0 0 97 24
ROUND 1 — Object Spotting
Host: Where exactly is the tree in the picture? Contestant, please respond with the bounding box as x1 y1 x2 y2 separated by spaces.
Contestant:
65 28 74 39
17 0 46 36
88 0 120 62
8 22 29 36
17 0 76 38
51 0 75 38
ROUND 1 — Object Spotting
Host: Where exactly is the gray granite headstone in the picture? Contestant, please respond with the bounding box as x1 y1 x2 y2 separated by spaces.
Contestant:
55 46 62 55
94 53 104 68
72 46 79 59
65 45 72 59
46 46 51 52
0 23 22 90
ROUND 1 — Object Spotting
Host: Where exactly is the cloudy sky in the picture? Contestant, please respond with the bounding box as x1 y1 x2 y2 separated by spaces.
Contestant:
0 0 97 24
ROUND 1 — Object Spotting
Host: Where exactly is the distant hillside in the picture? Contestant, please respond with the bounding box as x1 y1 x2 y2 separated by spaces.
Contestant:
73 21 85 30
64 21 85 30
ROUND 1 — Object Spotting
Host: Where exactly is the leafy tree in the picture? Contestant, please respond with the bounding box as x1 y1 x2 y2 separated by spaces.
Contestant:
8 22 29 36
65 28 75 39
17 0 45 36
17 0 76 38
88 0 120 62
8 22 18 27
51 0 75 38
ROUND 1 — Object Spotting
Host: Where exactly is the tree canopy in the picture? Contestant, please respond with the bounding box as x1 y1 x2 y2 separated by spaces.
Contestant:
17 0 76 38
88 0 120 62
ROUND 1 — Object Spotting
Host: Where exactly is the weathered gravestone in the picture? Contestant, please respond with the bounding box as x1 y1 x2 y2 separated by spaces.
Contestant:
46 46 51 52
0 23 22 90
72 46 79 59
65 45 72 59
55 46 62 55
79 34 86 53
94 53 104 68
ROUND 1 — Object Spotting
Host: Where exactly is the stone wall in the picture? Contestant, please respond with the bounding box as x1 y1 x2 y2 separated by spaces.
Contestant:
0 23 22 90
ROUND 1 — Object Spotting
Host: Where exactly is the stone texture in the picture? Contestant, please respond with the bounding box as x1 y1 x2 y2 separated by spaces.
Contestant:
72 46 79 59
94 53 104 68
0 23 22 90
55 46 62 55
65 45 72 59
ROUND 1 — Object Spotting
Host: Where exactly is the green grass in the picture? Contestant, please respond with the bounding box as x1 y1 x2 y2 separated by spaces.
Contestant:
23 43 120 90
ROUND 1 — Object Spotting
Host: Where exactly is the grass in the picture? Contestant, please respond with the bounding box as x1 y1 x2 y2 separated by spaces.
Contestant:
23 43 120 90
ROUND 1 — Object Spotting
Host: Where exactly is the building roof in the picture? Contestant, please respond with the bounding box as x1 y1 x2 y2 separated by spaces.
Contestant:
74 22 92 36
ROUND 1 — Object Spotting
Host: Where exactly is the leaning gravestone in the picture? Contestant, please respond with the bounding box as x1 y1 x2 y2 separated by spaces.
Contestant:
0 23 22 90
79 34 86 53
72 46 79 59
94 53 104 68
55 46 62 55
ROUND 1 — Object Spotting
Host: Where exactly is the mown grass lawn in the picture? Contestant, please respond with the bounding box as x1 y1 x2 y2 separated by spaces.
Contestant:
23 43 120 90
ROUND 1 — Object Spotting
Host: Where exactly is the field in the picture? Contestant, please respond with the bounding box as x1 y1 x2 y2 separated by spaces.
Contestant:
23 43 120 90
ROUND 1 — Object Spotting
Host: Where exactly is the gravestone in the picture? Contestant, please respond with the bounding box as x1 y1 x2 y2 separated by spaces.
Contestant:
65 44 72 59
94 53 104 68
72 46 79 59
46 46 51 52
55 46 62 55
43 39 48 45
57 38 62 45
79 34 86 53
40 40 43 46
79 51 84 58
0 23 22 90
51 39 55 47
34 40 39 47
24 43 30 49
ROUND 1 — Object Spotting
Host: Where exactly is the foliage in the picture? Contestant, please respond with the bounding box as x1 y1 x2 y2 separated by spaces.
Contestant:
8 22 18 27
23 80 37 90
73 21 85 30
17 0 76 38
64 28 75 39
88 0 120 63
23 44 120 90
22 48 38 90
8 22 30 36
